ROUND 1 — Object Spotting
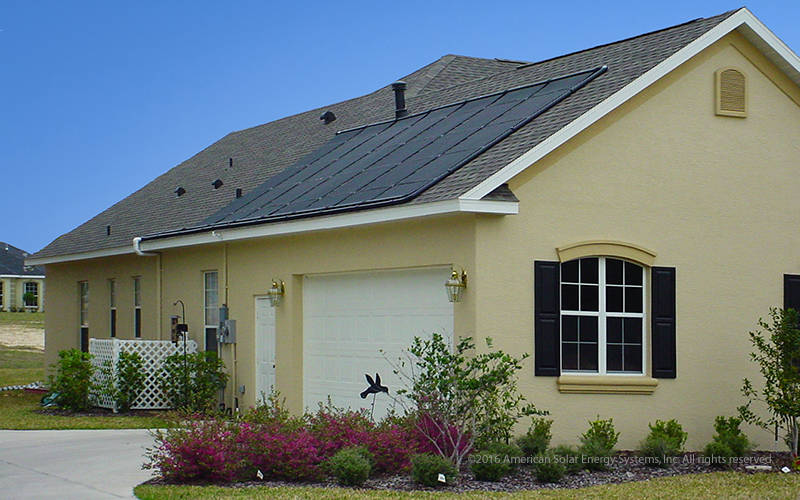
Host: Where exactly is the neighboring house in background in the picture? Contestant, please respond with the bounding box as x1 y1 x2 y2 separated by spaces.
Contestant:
27 8 800 449
1 242 45 312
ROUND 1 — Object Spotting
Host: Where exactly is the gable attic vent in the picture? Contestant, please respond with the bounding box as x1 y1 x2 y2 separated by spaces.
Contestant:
213 179 224 189
715 67 746 117
175 187 186 197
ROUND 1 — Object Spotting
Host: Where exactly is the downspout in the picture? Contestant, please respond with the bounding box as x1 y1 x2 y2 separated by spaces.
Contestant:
133 237 157 257
132 237 161 339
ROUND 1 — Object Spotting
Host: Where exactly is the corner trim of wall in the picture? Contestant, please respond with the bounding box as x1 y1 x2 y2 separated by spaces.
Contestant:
557 375 659 395
556 240 657 266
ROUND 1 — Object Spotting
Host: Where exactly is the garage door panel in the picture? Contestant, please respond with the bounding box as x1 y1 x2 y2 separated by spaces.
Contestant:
303 268 453 417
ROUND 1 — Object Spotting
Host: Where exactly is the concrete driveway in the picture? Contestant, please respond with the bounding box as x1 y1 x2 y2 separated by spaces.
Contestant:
0 429 155 499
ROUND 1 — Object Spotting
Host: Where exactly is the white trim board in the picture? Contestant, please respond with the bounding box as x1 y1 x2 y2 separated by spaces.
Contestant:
460 8 800 201
25 246 133 266
0 275 46 279
138 199 518 253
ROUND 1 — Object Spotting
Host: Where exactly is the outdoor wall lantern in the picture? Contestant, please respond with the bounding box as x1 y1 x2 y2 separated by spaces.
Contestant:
445 268 467 303
267 279 285 307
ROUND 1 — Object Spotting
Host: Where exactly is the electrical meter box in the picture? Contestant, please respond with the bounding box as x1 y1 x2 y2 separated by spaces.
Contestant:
219 319 236 344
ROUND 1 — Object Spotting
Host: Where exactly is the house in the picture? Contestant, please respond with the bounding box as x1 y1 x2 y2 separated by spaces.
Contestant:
28 8 800 449
1 242 45 312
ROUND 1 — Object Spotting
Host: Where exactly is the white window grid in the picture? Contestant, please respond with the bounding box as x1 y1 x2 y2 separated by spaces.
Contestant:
79 281 89 327
560 257 646 376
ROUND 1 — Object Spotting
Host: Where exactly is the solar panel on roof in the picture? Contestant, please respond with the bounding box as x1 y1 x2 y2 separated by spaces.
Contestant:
202 66 606 227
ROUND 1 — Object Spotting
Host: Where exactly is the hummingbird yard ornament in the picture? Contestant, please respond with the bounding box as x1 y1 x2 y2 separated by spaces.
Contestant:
360 373 388 421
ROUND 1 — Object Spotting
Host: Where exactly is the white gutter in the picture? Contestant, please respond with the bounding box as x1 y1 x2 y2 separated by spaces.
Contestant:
0 275 46 279
132 237 158 256
26 245 133 266
138 198 518 253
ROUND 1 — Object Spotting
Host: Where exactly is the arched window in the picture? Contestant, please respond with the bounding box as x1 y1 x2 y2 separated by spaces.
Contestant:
560 257 645 374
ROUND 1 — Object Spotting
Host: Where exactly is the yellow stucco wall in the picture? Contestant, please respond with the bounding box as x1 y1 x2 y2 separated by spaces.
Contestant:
41 32 799 450
44 254 159 369
158 214 477 414
474 32 800 449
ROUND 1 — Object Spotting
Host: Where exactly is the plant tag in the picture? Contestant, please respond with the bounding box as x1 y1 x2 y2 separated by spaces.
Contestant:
781 466 791 474
437 473 446 483
256 469 264 480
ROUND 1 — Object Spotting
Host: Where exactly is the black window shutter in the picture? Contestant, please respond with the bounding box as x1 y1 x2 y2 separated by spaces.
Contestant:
651 267 676 378
785 274 800 314
534 261 560 376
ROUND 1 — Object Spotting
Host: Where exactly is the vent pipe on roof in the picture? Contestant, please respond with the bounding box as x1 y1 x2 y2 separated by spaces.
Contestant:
391 81 407 119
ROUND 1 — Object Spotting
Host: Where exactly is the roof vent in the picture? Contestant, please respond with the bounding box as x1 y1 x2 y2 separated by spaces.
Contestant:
175 187 186 197
235 188 243 199
320 111 336 124
106 225 111 236
391 81 407 119
716 67 746 117
213 179 224 189
229 157 233 168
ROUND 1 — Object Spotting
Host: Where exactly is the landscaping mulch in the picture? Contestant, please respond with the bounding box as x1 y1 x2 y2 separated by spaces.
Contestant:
36 406 165 418
144 451 795 493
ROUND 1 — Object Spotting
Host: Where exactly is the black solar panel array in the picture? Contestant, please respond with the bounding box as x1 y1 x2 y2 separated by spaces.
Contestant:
204 67 606 226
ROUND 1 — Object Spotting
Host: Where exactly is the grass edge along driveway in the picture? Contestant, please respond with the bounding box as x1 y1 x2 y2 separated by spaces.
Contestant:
134 471 800 500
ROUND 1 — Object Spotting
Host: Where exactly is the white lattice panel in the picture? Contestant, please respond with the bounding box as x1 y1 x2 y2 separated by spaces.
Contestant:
90 338 197 411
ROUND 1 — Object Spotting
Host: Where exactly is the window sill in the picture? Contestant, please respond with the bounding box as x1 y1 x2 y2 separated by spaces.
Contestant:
557 375 658 395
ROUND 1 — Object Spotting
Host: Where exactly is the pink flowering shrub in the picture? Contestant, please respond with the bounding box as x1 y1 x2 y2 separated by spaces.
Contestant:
414 412 472 459
144 398 437 483
144 420 245 483
238 423 323 481
365 423 420 472
306 403 372 458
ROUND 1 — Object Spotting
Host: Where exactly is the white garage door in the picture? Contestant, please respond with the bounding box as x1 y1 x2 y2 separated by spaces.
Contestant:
303 267 453 418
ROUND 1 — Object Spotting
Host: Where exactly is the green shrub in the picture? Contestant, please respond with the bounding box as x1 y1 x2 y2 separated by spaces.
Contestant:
579 417 619 471
469 442 521 482
482 441 523 465
534 451 566 483
639 419 687 468
551 445 582 473
516 417 553 457
244 391 304 431
703 416 752 467
325 447 372 486
47 349 96 412
410 453 457 487
160 351 229 413
470 453 509 481
99 351 145 412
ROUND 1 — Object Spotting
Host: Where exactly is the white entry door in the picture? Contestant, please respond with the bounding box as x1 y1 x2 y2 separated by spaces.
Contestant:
255 296 276 401
302 267 453 419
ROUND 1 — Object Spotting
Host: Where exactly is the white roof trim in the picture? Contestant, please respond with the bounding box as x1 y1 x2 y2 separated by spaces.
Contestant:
460 8 800 201
0 275 45 279
26 246 133 266
139 199 518 252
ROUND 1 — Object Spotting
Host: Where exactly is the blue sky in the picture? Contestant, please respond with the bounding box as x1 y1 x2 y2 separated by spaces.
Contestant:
1 1 798 253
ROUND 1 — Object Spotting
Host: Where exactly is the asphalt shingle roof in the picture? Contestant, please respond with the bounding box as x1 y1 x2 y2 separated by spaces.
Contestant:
32 10 735 259
1 243 45 276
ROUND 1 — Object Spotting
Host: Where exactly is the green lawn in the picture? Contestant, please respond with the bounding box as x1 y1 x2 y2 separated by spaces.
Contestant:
0 311 45 328
0 347 44 386
133 472 800 499
0 346 168 429
0 390 170 430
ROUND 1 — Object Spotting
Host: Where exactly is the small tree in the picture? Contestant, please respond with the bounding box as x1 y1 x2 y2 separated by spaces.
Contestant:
738 308 800 455
386 334 544 470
